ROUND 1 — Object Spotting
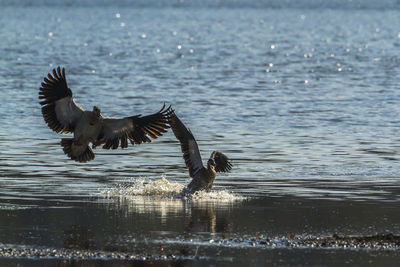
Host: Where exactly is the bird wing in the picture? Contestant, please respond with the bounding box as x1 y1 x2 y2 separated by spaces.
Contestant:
39 67 84 133
97 104 172 149
210 151 232 173
169 112 204 178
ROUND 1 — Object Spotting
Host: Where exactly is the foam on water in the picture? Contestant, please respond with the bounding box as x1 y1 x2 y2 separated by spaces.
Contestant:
190 189 245 202
102 176 244 201
104 176 184 197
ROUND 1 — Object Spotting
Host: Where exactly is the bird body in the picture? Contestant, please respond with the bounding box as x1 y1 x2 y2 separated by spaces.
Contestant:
39 67 172 162
60 109 103 161
186 162 217 192
75 111 102 141
169 112 232 194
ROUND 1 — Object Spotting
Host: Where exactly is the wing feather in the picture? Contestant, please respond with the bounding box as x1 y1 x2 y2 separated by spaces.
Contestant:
98 105 172 149
39 67 84 133
169 112 204 178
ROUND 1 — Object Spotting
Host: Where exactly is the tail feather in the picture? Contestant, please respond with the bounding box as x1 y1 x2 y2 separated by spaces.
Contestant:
61 138 95 162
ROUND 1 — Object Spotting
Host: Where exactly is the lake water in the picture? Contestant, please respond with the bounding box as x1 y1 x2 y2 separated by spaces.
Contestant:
1 1 400 265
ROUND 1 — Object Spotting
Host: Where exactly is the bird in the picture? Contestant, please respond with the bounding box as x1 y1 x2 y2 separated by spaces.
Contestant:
169 111 232 194
39 66 172 162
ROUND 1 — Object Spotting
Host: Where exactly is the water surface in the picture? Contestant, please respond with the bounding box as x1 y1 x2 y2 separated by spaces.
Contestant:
1 2 400 265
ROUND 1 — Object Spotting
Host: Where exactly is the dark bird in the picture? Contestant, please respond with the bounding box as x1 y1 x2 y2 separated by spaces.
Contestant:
39 67 172 162
169 111 232 193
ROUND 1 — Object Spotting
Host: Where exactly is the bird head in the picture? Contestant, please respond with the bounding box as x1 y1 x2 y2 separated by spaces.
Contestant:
207 159 216 170
89 106 102 125
93 106 101 118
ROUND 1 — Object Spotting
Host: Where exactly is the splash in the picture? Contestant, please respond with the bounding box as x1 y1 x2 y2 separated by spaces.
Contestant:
106 176 184 197
191 189 245 202
103 176 244 201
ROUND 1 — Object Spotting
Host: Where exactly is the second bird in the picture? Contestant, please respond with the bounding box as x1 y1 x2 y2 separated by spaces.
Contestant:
169 111 232 194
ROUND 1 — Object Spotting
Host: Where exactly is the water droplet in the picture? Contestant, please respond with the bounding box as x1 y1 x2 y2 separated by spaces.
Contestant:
172 31 177 36
48 32 53 37
346 48 350 52
141 34 147 39
270 44 275 49
177 45 182 50
189 49 194 54
398 33 400 38
269 63 273 67
120 22 125 27
115 13 120 19
17 57 22 61
304 80 309 84
92 70 96 73
109 53 113 56
84 42 88 46
156 49 160 53
338 68 342 72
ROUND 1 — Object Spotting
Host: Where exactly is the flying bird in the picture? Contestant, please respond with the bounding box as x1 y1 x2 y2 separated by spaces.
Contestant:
39 67 172 162
169 111 232 193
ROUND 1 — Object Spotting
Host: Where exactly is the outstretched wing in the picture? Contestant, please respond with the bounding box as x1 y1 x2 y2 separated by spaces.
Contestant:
210 151 232 173
169 112 204 178
39 67 84 133
97 104 172 149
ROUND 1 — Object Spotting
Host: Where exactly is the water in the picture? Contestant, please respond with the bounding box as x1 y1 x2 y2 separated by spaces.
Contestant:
1 1 400 265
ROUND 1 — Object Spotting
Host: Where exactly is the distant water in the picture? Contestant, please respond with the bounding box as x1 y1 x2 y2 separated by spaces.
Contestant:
1 2 400 265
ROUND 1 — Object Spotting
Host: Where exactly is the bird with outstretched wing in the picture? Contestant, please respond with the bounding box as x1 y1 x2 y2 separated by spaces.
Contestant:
39 67 172 162
169 111 232 193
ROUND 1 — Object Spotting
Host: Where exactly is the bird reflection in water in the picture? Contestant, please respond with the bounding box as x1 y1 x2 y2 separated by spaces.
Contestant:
102 189 239 234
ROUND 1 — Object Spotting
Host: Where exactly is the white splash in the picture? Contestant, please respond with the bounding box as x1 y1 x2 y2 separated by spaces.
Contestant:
102 176 244 201
191 189 245 202
106 176 184 197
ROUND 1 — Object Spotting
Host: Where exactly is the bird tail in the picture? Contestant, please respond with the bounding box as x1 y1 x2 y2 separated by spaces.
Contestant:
60 138 95 162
